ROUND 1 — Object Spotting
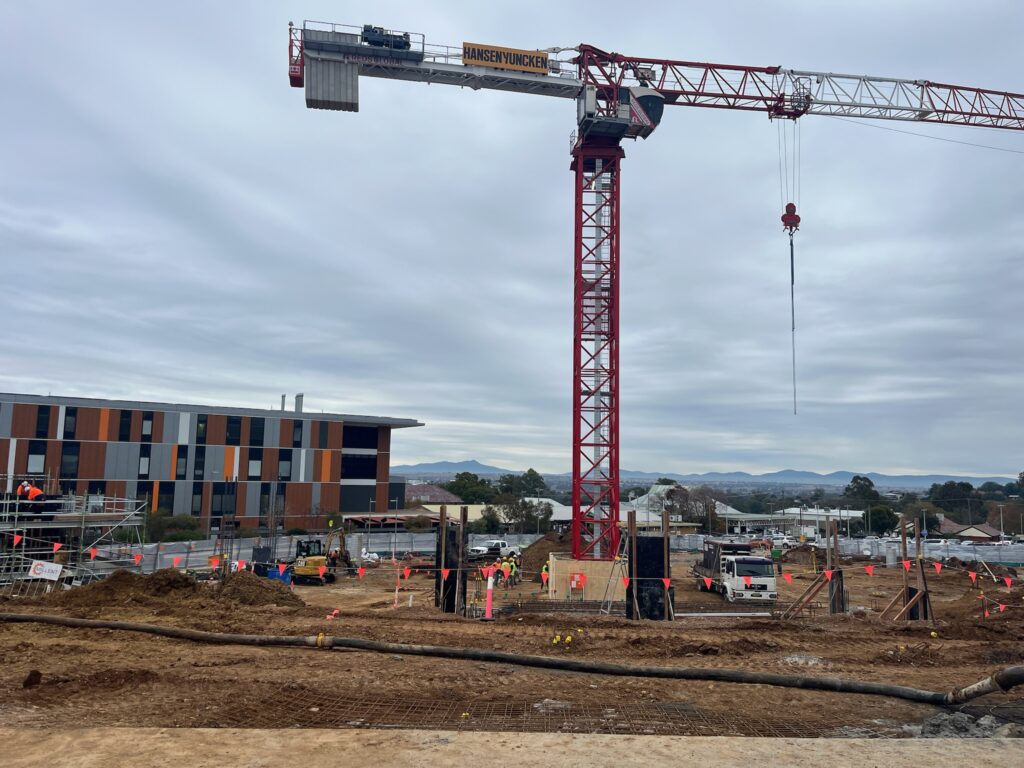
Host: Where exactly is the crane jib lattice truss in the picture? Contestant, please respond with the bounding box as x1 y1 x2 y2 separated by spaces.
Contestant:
289 21 1024 560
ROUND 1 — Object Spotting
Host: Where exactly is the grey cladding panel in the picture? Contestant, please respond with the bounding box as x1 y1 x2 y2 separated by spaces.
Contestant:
0 402 11 438
174 481 189 515
246 482 261 518
304 450 314 482
205 446 225 481
123 444 140 479
266 418 280 448
162 412 179 444
300 421 311 450
312 482 321 508
150 444 172 481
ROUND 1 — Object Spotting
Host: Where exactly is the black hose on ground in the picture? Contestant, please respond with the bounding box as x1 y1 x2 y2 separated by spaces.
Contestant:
2 612 1021 706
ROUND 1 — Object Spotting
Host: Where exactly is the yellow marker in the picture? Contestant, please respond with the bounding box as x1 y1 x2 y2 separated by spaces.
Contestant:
930 631 939 638
553 635 561 644
565 635 573 644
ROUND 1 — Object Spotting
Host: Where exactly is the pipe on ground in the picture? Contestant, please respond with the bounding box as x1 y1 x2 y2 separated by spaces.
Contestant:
2 612 1020 707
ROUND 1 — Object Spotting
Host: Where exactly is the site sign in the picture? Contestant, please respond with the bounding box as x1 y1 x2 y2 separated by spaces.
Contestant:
29 559 63 581
462 42 549 75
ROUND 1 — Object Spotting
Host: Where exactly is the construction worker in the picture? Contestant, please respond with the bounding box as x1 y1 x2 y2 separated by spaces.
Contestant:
21 482 45 503
501 557 512 588
509 556 519 586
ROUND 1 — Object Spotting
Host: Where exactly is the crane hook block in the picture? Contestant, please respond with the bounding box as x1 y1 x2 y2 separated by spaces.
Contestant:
781 202 801 233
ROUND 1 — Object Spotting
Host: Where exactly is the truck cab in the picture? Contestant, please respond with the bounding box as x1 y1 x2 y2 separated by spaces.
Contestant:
695 540 778 603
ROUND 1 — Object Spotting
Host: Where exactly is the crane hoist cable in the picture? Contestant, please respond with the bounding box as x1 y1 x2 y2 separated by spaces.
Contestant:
778 119 802 415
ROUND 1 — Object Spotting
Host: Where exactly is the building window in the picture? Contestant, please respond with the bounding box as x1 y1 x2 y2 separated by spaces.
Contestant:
141 411 154 442
341 454 377 480
343 425 379 450
211 482 236 520
250 417 264 447
247 447 263 481
60 442 80 479
191 482 204 515
193 446 206 480
136 481 154 511
87 480 106 496
63 407 77 439
118 410 132 441
292 420 303 448
278 449 292 481
36 406 52 439
196 414 208 444
175 447 188 480
138 444 151 480
317 422 329 449
226 416 241 446
27 440 46 474
157 486 175 515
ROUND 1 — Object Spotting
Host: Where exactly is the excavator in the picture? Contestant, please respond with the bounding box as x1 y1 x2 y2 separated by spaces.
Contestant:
290 530 351 585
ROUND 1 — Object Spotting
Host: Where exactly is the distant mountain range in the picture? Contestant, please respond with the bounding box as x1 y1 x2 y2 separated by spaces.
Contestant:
390 460 1014 490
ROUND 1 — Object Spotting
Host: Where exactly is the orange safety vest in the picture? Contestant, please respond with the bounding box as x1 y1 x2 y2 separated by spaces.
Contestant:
27 486 44 501
17 485 27 497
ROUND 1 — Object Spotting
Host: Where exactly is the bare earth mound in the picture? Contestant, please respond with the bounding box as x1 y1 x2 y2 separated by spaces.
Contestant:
521 532 572 581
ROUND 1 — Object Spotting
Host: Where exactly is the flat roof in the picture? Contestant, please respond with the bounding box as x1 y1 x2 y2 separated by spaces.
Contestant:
0 392 423 429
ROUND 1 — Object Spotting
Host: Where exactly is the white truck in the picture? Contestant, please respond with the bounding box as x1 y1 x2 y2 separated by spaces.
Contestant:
693 540 778 603
466 539 520 561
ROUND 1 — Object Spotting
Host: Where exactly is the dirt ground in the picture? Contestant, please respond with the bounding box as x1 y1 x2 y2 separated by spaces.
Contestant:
1 562 1022 738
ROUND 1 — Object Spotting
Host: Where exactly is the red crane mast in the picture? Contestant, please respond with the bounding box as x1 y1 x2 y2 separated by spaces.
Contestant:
288 21 1024 560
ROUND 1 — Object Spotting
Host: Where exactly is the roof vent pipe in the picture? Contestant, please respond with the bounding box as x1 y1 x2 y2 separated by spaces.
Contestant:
281 394 286 411
295 393 304 413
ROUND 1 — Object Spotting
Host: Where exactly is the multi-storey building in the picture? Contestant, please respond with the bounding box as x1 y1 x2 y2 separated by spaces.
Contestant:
0 393 420 531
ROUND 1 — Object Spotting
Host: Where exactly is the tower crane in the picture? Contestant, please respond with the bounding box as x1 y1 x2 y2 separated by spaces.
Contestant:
287 21 1024 561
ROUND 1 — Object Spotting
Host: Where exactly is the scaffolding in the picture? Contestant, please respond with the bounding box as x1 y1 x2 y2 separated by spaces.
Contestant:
0 494 146 598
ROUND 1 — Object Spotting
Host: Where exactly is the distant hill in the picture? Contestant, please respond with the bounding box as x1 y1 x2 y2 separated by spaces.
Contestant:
391 459 515 476
392 461 1013 490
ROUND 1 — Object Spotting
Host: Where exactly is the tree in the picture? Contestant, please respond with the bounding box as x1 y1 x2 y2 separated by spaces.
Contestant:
496 468 549 498
468 506 502 534
492 494 553 534
655 477 676 485
928 481 978 523
866 505 898 536
665 486 690 517
843 475 880 503
403 515 434 533
689 486 719 534
443 472 495 504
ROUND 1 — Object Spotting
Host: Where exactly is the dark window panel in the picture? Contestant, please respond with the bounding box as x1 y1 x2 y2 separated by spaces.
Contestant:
317 422 329 449
292 421 303 448
27 440 46 474
278 448 293 481
226 416 242 446
118 410 132 442
196 414 208 445
341 454 377 480
63 407 77 439
247 447 263 481
141 410 154 443
60 441 80 479
36 406 52 439
250 417 265 447
176 446 189 480
343 425 379 450
138 443 151 480
193 445 206 480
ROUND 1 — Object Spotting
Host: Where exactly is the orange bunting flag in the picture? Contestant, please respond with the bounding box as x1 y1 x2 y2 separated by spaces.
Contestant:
783 573 792 584
578 574 588 587
210 558 220 569
703 577 713 589
441 568 451 580
984 610 990 618
90 547 98 561
332 609 339 617
325 615 334 620
1004 577 1013 589
864 565 874 577
318 565 327 578
969 571 978 584
902 560 911 571
172 556 182 567
278 563 287 576
742 575 752 587
541 571 549 585
403 567 411 580
662 578 671 589
13 534 22 547
622 576 630 588
53 542 63 553
824 569 833 581
933 562 942 574
999 604 1006 613
357 567 366 579
133 553 143 565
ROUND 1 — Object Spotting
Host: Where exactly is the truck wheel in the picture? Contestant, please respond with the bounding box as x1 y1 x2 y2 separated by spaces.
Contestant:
697 579 706 592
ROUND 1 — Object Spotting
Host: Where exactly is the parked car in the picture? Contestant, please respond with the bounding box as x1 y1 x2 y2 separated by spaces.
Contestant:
467 539 520 561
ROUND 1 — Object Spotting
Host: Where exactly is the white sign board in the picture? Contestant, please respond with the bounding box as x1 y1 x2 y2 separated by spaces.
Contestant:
29 560 63 581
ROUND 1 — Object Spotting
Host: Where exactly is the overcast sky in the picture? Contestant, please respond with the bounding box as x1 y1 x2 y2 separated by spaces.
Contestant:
3 2 1022 477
